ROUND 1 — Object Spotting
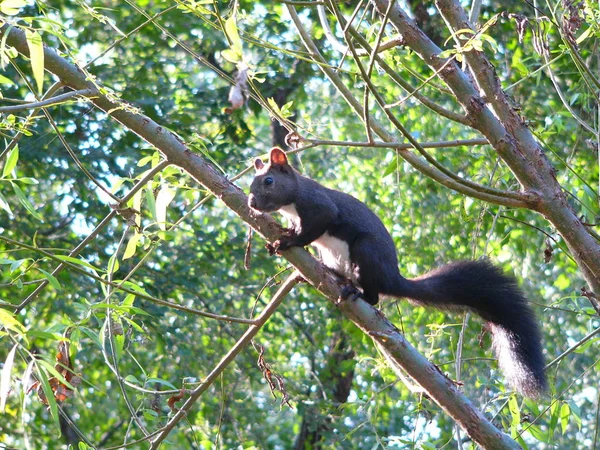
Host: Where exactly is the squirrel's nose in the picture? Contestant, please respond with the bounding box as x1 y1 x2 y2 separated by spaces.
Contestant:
248 194 257 209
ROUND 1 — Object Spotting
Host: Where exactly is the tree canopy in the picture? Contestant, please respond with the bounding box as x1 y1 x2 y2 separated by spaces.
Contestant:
0 1 599 449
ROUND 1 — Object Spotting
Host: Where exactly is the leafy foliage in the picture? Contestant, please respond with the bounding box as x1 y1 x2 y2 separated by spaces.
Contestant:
0 1 599 449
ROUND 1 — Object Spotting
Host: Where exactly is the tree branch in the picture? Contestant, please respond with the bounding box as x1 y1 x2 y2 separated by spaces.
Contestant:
0 88 94 113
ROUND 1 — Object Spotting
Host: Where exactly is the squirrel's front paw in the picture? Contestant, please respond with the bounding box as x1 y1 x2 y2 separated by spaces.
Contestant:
266 238 292 256
265 241 280 256
339 285 362 303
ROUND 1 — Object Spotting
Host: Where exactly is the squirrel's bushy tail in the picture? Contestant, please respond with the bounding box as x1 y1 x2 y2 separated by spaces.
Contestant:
390 259 547 397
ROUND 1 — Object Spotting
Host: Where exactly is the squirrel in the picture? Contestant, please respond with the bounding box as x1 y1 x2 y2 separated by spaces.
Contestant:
248 147 547 398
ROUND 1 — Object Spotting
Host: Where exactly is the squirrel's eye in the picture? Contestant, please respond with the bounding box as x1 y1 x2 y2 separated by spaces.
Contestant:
264 176 274 186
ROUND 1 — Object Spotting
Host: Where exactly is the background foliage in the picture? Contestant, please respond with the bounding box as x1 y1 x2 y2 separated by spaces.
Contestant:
1 0 599 448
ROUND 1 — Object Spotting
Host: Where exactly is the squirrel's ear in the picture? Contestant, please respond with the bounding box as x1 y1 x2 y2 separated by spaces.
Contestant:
270 147 288 166
254 158 265 170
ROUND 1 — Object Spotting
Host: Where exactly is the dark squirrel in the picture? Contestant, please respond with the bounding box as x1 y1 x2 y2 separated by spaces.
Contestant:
248 147 547 397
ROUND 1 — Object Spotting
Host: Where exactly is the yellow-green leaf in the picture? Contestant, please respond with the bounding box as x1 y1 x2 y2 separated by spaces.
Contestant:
225 15 242 53
155 186 176 231
54 255 102 272
2 144 18 178
25 29 44 95
560 402 570 434
0 309 26 334
36 365 60 434
221 48 241 64
132 189 142 227
123 232 141 260
0 0 27 15
508 394 520 427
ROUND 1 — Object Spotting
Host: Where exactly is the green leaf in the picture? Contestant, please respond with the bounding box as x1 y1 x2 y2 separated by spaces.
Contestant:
142 409 158 421
37 268 61 291
16 177 39 185
91 302 150 316
26 330 62 341
382 157 399 178
124 374 141 384
0 344 17 412
508 394 520 427
560 402 570 434
36 365 61 434
9 258 27 273
54 255 102 272
0 0 27 15
37 359 78 391
526 424 548 442
2 144 18 178
0 190 13 215
123 232 140 260
0 73 13 84
78 326 103 349
225 15 243 53
107 253 119 275
122 316 145 333
25 29 44 95
155 185 176 231
145 185 157 223
146 377 177 390
11 182 43 221
221 48 241 63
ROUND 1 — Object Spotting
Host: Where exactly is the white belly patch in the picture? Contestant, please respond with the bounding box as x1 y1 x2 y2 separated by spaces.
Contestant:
312 233 352 279
278 203 301 228
277 204 352 279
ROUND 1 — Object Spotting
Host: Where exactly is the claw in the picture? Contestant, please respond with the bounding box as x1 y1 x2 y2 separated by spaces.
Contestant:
265 241 280 256
339 285 362 303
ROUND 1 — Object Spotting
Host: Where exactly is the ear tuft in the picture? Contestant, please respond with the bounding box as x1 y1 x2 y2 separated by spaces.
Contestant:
269 147 289 166
254 158 265 170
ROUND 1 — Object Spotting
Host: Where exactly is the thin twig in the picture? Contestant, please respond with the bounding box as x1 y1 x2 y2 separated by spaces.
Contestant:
304 137 489 149
545 326 600 369
0 82 64 162
0 89 94 113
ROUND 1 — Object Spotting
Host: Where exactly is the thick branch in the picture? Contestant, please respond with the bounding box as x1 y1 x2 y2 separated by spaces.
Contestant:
1 23 521 449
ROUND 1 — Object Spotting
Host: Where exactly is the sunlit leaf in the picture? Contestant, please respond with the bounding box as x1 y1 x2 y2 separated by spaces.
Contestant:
225 15 242 53
0 0 27 15
0 191 13 215
155 185 176 231
35 365 60 434
25 29 44 95
2 144 18 178
0 344 17 412
123 231 140 260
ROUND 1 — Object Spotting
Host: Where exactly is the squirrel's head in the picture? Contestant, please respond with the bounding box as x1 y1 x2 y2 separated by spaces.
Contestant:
248 147 298 212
